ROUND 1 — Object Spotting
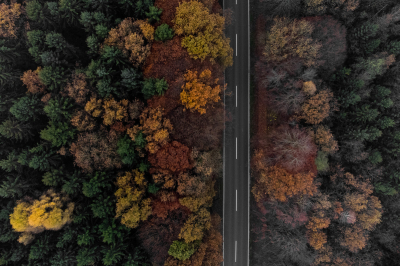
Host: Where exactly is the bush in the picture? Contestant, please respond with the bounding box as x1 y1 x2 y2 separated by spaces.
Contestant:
40 121 76 147
168 240 199 261
369 150 383 165
116 135 137 165
154 23 174 41
44 97 73 121
9 95 42 122
315 151 329 172
38 66 66 91
142 77 168 99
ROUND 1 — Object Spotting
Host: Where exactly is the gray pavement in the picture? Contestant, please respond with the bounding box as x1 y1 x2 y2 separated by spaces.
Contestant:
222 0 250 264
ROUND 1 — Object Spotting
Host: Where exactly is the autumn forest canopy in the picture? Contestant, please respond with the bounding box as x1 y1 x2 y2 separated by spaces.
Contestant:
0 0 231 265
251 0 400 265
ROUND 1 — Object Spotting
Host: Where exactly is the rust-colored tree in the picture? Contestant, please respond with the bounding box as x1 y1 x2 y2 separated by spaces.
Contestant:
176 172 207 197
137 207 190 265
21 67 46 94
148 140 193 174
143 36 193 84
264 125 318 173
168 105 224 151
69 128 122 173
180 69 225 115
64 72 90 106
152 191 182 219
252 164 317 202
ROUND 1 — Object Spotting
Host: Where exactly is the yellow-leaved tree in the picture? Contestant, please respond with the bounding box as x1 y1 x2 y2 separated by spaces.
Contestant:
179 207 211 243
173 1 233 68
9 189 74 245
180 69 225 115
114 169 152 228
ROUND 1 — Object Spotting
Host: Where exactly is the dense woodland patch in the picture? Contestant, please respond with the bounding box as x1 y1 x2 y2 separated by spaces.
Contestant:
251 0 400 265
0 0 232 265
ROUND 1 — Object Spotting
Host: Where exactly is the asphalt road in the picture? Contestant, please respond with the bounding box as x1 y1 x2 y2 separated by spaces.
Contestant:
222 0 250 264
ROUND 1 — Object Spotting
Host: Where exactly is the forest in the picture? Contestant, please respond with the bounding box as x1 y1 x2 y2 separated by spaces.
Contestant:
0 0 232 265
250 0 400 265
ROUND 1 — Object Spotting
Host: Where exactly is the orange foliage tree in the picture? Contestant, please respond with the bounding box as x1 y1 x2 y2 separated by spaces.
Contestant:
127 107 173 154
0 2 23 38
251 164 317 202
114 169 152 228
9 189 74 245
338 225 367 253
148 140 193 174
70 110 96 131
102 97 129 126
180 69 225 115
305 167 384 257
300 89 336 124
102 18 151 68
21 67 46 94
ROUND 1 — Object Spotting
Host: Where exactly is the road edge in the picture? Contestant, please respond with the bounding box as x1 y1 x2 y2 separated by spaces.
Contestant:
247 0 250 264
222 0 226 265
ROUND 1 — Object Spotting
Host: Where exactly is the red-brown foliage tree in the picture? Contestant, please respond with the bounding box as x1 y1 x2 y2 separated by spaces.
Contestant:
148 141 193 174
69 128 122 173
143 36 193 84
21 67 46 94
304 15 347 76
152 191 182 219
168 106 224 151
137 207 190 265
263 125 318 173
